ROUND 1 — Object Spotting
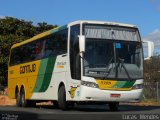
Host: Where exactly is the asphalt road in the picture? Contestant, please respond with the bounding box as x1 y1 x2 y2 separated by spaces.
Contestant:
0 104 160 120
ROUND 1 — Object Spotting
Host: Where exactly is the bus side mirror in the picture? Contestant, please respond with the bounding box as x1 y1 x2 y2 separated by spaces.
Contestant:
78 35 85 52
143 40 154 60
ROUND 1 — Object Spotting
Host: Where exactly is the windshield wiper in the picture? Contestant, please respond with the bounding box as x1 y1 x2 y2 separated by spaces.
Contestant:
105 57 114 79
116 58 132 81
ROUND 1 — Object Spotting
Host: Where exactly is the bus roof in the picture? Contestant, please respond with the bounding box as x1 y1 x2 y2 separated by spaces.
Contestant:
67 20 137 28
11 20 137 49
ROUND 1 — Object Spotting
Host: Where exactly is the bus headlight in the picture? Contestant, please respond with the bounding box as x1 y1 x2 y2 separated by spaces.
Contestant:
81 81 99 88
132 84 143 90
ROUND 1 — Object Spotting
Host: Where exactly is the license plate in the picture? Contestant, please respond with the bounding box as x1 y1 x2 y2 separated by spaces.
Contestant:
110 94 121 98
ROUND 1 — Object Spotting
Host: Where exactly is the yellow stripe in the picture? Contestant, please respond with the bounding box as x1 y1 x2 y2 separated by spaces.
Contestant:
96 80 117 89
96 80 132 91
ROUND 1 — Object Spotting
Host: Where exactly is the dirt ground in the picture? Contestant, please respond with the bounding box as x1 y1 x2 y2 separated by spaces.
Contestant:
0 88 16 106
0 95 16 106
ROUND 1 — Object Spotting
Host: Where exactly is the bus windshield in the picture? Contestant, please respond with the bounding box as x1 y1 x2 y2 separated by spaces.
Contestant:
83 25 143 80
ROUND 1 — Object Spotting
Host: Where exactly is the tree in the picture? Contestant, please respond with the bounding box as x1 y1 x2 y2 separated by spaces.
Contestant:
144 56 160 82
0 17 57 86
36 22 58 33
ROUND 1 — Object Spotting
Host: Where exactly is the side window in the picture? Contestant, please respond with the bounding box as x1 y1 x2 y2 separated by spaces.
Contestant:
70 25 81 80
21 39 45 62
44 29 68 58
55 29 68 55
23 43 35 62
34 40 45 60
10 48 20 66
10 46 25 66
10 28 68 66
10 39 45 66
44 38 54 58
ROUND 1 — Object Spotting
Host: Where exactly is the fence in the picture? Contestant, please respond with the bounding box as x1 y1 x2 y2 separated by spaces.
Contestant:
143 82 160 101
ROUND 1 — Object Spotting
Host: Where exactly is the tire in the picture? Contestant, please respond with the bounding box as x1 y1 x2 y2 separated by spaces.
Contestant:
20 88 33 107
20 88 27 107
20 89 35 107
108 102 119 111
58 86 69 110
15 90 21 107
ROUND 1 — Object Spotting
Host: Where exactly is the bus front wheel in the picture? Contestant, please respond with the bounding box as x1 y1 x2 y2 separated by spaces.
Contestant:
58 86 69 110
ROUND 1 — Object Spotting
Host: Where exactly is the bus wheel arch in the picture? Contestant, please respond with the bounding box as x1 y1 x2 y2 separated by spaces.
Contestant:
58 82 65 92
20 85 24 92
15 86 19 98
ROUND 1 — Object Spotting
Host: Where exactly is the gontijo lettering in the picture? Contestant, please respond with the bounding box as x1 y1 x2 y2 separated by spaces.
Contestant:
20 64 36 74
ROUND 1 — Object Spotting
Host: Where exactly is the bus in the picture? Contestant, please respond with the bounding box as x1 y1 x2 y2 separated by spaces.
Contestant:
8 20 154 111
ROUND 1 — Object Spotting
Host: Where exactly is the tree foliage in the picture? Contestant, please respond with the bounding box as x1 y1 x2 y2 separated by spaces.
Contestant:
0 17 57 86
144 56 160 82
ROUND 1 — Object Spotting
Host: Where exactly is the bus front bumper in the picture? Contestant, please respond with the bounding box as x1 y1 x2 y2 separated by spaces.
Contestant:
79 86 143 102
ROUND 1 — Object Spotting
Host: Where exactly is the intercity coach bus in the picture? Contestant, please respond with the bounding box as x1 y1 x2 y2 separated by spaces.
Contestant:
8 20 154 111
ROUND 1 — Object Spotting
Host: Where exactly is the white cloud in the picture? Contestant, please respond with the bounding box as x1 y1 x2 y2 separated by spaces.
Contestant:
0 15 6 19
143 29 160 48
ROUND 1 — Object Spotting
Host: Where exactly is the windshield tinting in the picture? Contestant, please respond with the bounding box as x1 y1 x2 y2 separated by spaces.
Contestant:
83 39 143 80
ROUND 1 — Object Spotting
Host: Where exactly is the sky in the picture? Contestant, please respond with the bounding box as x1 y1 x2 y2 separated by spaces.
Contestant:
0 0 160 53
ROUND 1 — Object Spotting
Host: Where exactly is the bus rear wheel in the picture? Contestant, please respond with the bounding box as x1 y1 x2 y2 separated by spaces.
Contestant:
58 86 69 110
20 88 27 107
108 102 119 111
15 90 21 107
20 88 35 107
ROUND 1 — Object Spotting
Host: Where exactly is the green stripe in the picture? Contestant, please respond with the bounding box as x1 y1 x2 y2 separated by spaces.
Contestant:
33 57 56 92
39 57 56 92
33 59 49 92
112 81 127 88
122 81 135 88
111 80 135 88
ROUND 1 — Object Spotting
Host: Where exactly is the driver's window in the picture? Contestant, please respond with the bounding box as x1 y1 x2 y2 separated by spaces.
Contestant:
70 25 81 80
